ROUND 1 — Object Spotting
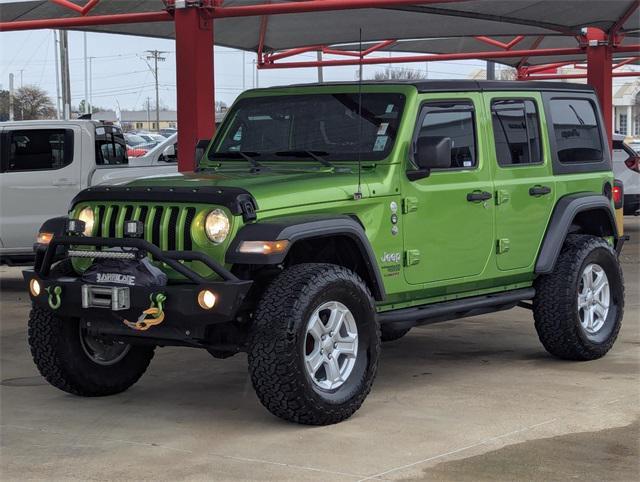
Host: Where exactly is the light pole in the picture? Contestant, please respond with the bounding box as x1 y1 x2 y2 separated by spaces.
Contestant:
144 50 168 132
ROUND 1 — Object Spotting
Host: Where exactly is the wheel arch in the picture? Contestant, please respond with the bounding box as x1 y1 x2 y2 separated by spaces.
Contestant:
535 194 619 274
226 214 386 301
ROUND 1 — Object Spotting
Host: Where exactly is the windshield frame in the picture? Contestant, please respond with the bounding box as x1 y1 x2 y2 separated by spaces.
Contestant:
204 89 407 167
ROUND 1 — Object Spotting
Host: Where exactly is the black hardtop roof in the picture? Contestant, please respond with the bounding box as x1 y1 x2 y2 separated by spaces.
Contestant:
269 79 595 94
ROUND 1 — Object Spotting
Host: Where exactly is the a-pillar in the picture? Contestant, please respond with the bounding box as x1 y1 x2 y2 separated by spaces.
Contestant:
174 1 215 172
585 28 613 150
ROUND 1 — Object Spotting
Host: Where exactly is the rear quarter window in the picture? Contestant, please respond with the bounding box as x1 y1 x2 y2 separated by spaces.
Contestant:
543 93 611 175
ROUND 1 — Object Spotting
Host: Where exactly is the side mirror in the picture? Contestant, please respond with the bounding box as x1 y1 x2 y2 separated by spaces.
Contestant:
194 139 210 163
414 136 452 170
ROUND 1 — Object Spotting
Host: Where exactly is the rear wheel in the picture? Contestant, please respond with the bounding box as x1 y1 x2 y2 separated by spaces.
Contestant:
533 235 624 361
248 263 380 425
28 260 155 396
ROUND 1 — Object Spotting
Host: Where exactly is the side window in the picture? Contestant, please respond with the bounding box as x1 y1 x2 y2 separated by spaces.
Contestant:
416 101 477 168
549 98 603 164
491 99 542 166
2 129 73 172
95 130 128 166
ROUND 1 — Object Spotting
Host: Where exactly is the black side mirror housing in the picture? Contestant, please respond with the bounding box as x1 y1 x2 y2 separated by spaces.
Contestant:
414 136 452 170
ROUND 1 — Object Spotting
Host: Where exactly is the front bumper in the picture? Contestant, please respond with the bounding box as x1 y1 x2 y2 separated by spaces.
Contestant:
26 234 252 345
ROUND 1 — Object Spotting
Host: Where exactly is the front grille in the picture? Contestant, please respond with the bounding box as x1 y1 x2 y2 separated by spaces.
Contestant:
92 204 196 251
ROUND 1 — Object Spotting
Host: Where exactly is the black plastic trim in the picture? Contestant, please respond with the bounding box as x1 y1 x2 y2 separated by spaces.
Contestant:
70 186 259 222
226 214 386 300
535 194 618 274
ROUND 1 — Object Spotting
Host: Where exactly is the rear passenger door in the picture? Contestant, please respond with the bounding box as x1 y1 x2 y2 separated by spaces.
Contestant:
485 93 555 271
0 127 81 252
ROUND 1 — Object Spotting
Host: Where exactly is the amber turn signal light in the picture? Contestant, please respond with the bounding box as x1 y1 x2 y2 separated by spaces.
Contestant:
36 232 54 245
238 240 289 255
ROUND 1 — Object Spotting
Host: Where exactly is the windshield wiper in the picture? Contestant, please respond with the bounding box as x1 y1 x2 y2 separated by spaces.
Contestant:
275 150 334 169
210 151 267 171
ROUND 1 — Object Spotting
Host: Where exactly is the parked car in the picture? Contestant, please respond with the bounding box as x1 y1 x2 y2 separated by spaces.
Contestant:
129 133 177 166
124 133 157 157
0 120 178 264
134 132 166 145
26 81 625 425
159 127 177 138
612 134 639 215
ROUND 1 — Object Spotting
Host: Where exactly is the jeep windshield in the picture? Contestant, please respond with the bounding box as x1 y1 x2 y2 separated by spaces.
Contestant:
206 92 405 165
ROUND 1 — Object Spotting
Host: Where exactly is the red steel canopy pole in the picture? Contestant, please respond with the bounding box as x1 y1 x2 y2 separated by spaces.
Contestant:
585 28 613 149
174 2 215 172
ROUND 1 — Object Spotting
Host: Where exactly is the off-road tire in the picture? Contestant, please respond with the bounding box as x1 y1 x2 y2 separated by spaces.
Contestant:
248 263 380 425
28 260 155 396
533 235 624 361
381 324 411 342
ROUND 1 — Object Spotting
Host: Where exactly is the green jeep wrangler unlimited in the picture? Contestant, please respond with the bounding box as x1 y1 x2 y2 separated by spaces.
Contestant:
25 80 625 425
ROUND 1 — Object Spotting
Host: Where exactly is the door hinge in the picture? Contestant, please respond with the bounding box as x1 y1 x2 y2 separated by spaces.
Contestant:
496 190 510 205
497 238 510 254
403 197 419 214
404 249 421 266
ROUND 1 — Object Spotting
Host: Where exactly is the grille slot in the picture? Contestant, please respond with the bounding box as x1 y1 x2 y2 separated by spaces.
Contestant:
152 207 164 248
167 208 179 251
183 208 196 251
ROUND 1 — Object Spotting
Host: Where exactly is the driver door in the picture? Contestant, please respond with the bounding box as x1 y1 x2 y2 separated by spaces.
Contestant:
402 94 495 285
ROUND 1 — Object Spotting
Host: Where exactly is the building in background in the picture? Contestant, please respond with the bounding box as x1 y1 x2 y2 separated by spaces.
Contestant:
92 109 227 132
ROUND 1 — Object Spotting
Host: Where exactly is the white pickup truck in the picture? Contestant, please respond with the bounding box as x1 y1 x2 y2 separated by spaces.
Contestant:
0 120 177 264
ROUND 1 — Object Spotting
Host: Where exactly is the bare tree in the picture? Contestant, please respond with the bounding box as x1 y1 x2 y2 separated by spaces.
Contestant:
371 67 425 81
14 85 56 120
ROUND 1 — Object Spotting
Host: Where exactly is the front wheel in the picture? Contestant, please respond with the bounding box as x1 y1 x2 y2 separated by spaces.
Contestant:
248 263 380 425
28 260 155 396
533 235 624 361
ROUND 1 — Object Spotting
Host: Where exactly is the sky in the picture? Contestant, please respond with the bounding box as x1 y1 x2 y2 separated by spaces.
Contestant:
0 29 494 113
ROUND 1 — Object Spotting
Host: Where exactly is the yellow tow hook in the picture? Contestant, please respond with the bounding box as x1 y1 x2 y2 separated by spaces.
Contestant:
122 293 167 331
46 286 62 310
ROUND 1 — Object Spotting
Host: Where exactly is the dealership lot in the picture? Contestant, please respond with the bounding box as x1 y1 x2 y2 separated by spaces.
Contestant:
1 219 638 481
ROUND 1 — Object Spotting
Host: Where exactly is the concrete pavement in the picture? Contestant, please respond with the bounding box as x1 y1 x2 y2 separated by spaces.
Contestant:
1 219 638 481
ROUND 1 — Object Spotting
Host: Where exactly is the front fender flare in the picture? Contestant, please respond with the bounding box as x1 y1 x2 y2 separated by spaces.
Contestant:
226 214 385 300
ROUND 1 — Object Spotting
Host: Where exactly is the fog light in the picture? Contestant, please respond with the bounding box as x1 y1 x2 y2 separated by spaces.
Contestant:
197 290 216 310
238 240 289 255
36 232 54 245
29 279 41 297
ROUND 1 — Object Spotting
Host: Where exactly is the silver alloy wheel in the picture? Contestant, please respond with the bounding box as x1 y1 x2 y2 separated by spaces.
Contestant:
304 301 359 390
79 326 131 366
578 263 610 335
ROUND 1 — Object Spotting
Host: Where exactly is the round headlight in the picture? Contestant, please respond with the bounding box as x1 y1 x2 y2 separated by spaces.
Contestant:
205 209 230 244
78 207 95 236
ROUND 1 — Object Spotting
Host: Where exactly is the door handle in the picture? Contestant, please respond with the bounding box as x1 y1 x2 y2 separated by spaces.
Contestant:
52 178 75 186
529 185 551 197
466 191 492 202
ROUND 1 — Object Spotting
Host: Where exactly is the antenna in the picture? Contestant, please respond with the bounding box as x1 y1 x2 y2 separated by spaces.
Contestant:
354 28 363 200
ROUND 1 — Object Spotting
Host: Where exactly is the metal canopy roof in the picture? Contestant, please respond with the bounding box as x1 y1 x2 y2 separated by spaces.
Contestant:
1 1 638 58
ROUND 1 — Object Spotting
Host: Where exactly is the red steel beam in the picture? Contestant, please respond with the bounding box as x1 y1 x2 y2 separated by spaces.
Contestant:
613 56 640 69
474 35 525 50
212 0 472 18
0 11 172 31
516 34 544 69
51 0 101 16
526 71 640 80
609 0 639 37
586 28 613 149
362 39 397 56
525 61 575 74
174 5 215 172
260 46 588 69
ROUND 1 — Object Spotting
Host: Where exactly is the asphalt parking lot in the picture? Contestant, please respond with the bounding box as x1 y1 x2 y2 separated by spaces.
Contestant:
1 219 638 481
